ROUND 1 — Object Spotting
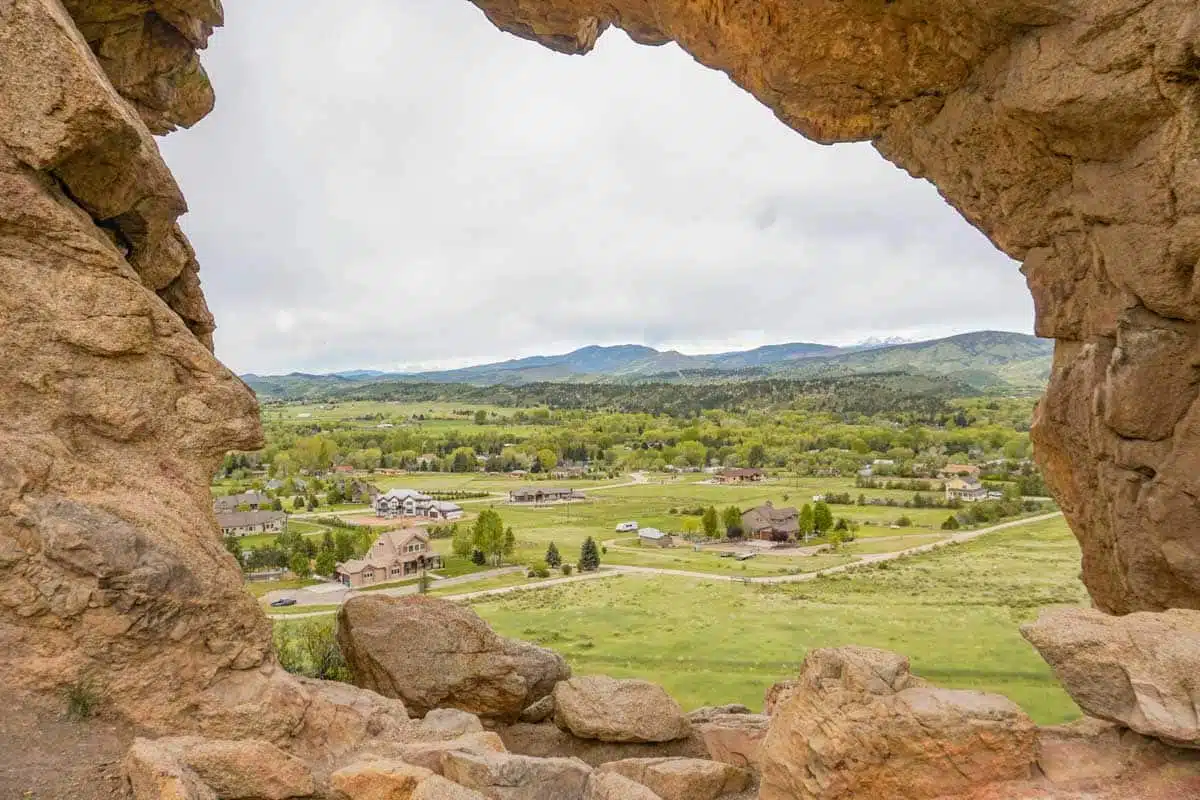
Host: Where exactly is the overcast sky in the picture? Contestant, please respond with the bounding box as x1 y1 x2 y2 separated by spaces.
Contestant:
159 0 1033 376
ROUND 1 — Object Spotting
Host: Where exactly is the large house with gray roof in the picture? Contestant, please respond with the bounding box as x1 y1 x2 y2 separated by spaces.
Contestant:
374 488 463 520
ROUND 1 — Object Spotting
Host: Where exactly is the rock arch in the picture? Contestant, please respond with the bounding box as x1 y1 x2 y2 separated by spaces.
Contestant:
0 0 1197 734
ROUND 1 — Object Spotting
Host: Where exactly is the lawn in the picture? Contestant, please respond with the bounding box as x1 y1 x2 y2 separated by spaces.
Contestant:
429 572 554 597
468 516 1087 725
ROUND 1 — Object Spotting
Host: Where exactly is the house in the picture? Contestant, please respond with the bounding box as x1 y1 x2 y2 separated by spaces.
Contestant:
217 510 286 537
945 478 988 502
508 487 585 504
741 501 800 542
716 468 765 484
550 466 586 479
638 528 671 547
938 464 981 480
333 465 355 474
265 479 285 491
334 528 443 588
213 491 270 513
374 489 463 520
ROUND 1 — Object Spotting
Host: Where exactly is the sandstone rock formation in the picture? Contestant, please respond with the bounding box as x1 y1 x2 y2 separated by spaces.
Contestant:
155 736 316 800
597 757 751 800
336 595 570 723
462 0 1200 615
583 771 663 800
442 750 593 800
330 759 489 800
552 675 691 743
1023 607 1200 747
690 713 770 769
495 722 709 767
758 647 1037 800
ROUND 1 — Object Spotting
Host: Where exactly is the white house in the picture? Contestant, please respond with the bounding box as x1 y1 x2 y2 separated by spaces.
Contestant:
374 488 463 520
945 478 988 503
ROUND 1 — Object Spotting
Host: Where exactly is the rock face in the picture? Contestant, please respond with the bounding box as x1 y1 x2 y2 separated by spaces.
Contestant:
553 676 691 743
758 647 1037 800
463 0 1200 614
1023 607 1200 747
156 737 316 800
336 595 570 723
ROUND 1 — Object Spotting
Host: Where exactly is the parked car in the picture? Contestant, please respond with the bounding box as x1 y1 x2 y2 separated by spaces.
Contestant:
269 598 297 607
615 521 639 532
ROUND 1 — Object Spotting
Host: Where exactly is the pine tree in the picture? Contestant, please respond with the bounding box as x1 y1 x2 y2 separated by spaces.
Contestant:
579 536 601 571
471 548 487 566
315 550 336 576
545 542 561 568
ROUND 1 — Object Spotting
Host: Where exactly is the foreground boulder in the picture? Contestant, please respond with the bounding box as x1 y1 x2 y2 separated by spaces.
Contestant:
361 731 507 775
336 595 570 723
330 759 487 799
158 737 315 800
442 750 592 799
553 676 691 743
759 647 1036 799
598 757 751 800
1022 607 1200 747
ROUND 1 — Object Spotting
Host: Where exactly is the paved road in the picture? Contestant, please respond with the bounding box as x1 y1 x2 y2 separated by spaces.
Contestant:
267 512 1062 618
261 566 525 607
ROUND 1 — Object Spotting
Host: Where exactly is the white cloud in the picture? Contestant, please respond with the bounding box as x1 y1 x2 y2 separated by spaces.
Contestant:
159 0 1031 374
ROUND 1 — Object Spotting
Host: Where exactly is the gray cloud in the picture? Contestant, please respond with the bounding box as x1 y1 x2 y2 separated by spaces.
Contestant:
159 0 1032 375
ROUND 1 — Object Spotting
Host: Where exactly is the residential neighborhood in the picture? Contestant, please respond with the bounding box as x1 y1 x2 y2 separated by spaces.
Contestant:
213 491 270 512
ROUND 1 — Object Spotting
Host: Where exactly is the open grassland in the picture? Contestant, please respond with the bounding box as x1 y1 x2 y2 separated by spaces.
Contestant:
468 516 1086 725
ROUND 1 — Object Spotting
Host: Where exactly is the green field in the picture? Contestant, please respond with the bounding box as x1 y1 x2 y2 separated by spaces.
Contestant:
467 516 1087 724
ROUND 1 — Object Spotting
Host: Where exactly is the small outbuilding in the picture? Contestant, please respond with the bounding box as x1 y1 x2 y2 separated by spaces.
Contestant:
638 528 672 547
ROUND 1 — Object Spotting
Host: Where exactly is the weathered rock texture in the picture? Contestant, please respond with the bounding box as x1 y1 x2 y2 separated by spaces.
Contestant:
553 675 691 743
1023 607 1200 747
336 595 571 723
758 647 1037 799
462 0 1200 613
597 757 751 800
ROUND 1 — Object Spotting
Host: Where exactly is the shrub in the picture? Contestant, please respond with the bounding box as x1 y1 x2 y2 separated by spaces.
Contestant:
527 562 550 578
471 549 487 566
897 516 913 527
941 515 961 530
560 563 573 576
63 680 100 720
274 620 349 682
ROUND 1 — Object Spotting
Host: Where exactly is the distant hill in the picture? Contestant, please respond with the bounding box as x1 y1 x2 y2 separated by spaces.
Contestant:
243 331 1051 400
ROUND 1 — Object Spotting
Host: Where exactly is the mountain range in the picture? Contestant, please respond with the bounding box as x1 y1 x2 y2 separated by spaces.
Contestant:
243 331 1053 399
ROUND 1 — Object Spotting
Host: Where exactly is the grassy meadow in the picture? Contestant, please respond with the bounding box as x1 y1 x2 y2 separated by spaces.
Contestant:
467 516 1087 724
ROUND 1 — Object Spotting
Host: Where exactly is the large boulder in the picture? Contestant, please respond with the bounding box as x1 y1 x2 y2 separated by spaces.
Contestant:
597 757 751 800
1022 607 1200 747
330 759 487 800
553 676 691 743
758 647 1037 800
336 595 570 723
442 750 592 800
